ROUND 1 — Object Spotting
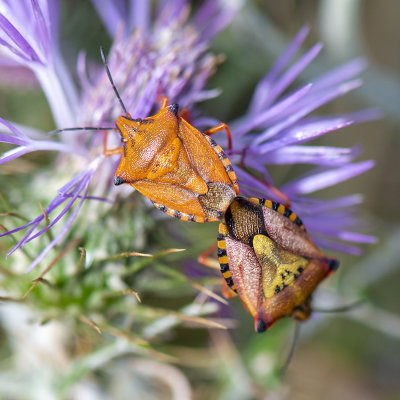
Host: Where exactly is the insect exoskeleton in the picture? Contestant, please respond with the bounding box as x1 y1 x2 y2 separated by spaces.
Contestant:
113 100 239 222
217 196 339 332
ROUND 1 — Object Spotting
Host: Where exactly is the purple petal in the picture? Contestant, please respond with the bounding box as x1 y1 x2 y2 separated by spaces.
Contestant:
29 140 87 157
234 166 291 203
2 217 40 243
46 0 60 43
156 0 187 27
263 42 323 109
0 139 87 165
265 145 361 166
25 176 92 272
26 177 90 243
294 194 364 212
2 193 67 242
329 231 377 244
312 237 364 255
195 1 240 42
90 0 125 37
0 116 29 139
0 133 27 146
1 158 102 242
57 163 97 195
3 156 102 267
233 83 313 138
282 160 375 195
0 36 32 62
129 0 150 35
311 58 367 92
31 0 50 58
67 194 112 203
193 117 220 129
133 72 161 118
252 79 361 146
0 146 32 164
235 167 271 193
248 25 310 114
5 222 41 257
332 108 383 124
194 0 219 26
255 118 353 154
0 13 42 63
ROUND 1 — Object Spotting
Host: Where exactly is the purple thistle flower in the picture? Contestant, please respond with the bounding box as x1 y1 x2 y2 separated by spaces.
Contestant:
0 0 78 127
81 0 241 126
0 1 378 270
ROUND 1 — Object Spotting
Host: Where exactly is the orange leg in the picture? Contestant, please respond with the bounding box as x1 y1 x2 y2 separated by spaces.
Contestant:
158 96 169 110
221 280 237 299
180 108 191 124
102 130 123 156
197 243 237 299
204 123 232 151
197 242 219 270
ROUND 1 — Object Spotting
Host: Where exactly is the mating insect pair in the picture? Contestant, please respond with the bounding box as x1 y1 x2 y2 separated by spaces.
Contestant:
56 49 339 333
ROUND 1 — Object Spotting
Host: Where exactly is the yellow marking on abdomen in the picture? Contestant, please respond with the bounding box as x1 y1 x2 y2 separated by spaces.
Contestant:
218 240 226 249
218 256 229 265
277 204 286 214
223 271 232 279
219 223 229 235
264 199 273 209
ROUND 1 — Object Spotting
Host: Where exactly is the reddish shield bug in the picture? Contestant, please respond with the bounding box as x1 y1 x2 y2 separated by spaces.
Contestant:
216 196 339 332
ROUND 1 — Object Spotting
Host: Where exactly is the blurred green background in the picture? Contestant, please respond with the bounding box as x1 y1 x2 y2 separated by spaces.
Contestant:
0 1 399 399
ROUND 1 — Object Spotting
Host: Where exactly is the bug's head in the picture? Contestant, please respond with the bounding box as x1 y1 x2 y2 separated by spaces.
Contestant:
290 296 312 322
115 116 141 142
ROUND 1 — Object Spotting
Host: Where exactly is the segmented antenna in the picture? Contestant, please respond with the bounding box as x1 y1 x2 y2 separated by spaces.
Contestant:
279 322 300 377
100 46 129 117
48 126 115 136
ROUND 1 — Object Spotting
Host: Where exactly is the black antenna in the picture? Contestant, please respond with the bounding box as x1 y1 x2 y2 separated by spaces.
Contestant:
48 126 115 136
278 322 300 377
276 299 365 377
100 46 129 116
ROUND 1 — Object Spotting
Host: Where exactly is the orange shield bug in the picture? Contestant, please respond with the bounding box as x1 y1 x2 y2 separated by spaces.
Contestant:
54 48 239 222
217 196 339 332
111 98 239 222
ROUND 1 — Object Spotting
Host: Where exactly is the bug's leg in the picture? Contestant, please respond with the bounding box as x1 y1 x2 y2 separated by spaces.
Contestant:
102 130 123 156
197 243 238 299
221 279 237 299
180 108 191 123
204 123 232 151
240 148 291 207
158 96 169 110
197 243 219 270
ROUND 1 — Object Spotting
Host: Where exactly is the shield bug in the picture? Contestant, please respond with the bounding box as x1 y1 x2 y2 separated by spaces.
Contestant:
53 48 239 223
111 97 239 222
216 196 339 332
